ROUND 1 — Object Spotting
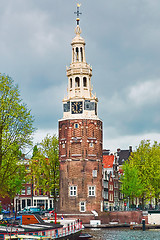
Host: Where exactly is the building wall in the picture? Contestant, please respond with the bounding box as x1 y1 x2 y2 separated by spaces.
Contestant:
60 211 146 224
59 119 103 213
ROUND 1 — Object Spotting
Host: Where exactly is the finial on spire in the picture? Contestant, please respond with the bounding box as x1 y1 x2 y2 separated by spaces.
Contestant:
74 3 82 26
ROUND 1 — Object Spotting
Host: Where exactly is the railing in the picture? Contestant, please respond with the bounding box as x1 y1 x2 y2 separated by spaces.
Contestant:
1 219 82 240
53 220 82 239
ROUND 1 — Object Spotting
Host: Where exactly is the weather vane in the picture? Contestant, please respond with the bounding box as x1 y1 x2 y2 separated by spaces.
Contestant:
74 3 82 26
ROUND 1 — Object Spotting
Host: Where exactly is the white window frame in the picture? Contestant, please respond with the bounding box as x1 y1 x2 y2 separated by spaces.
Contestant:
109 193 113 201
88 186 96 197
27 186 31 195
69 186 77 197
80 201 86 212
114 190 118 197
21 189 25 195
92 170 97 178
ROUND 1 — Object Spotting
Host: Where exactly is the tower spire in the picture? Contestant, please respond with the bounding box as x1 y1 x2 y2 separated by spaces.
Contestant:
74 3 82 26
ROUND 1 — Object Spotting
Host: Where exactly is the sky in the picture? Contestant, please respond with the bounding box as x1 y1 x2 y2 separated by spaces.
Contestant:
1 0 160 154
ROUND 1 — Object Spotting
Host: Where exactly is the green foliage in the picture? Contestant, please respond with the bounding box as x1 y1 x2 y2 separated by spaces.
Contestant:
0 74 35 197
121 140 160 205
32 145 38 158
121 162 143 200
30 134 59 209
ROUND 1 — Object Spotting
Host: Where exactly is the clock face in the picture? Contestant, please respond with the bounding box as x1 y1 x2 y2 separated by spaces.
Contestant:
71 101 83 114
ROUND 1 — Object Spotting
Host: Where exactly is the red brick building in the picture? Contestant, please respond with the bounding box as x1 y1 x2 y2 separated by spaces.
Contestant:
59 6 103 214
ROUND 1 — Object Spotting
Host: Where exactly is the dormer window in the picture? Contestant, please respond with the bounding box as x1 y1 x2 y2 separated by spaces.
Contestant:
75 77 80 87
83 77 87 87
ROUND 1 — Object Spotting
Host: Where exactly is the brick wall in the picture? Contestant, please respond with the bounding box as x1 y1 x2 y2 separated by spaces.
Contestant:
59 211 147 224
99 211 145 224
59 119 103 213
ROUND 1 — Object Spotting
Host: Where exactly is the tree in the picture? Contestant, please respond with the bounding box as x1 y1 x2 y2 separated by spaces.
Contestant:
30 134 59 210
0 74 35 197
121 162 143 206
121 140 160 208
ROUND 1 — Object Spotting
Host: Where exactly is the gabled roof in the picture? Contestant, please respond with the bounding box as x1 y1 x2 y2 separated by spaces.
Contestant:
103 155 114 168
118 150 131 165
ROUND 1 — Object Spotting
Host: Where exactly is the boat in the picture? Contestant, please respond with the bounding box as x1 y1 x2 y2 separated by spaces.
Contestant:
78 233 93 239
0 214 82 240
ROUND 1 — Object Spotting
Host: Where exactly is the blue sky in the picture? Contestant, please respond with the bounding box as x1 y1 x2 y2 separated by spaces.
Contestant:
1 0 160 153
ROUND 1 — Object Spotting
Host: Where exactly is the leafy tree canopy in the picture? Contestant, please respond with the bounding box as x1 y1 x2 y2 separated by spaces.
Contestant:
121 140 160 205
0 74 35 197
29 134 59 209
121 161 143 200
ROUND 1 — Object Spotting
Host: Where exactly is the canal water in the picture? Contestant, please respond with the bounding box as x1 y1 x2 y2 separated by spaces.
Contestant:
83 228 160 240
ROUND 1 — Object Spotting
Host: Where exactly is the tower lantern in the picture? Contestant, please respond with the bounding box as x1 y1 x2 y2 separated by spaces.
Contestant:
59 4 103 214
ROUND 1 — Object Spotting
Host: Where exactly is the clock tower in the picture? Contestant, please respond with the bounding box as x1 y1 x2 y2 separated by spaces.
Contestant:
59 4 103 214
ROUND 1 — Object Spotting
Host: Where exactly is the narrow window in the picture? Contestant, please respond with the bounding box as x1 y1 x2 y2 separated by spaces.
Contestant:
92 170 97 178
75 77 80 87
27 186 31 195
80 47 83 62
76 47 79 61
70 78 72 88
62 143 65 148
21 189 25 195
80 202 86 212
83 77 87 87
74 123 79 129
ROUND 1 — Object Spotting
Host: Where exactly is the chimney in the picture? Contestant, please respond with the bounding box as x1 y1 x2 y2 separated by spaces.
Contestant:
117 148 121 153
129 146 132 152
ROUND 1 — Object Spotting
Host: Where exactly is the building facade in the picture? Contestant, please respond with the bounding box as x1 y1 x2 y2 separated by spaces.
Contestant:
59 6 103 213
14 159 54 211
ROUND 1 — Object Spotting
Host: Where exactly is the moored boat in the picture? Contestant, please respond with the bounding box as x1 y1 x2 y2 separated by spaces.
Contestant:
0 214 82 240
78 233 93 239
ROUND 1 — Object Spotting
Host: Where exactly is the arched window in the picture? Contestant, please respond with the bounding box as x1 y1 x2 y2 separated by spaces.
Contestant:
83 77 87 87
80 47 83 62
72 49 74 62
75 77 80 88
76 47 79 61
70 78 72 88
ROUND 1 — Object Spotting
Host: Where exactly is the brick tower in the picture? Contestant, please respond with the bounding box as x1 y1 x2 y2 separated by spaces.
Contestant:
59 4 103 214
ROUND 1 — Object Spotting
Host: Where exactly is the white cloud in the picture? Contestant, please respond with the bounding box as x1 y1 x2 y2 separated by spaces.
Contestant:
32 128 58 145
104 132 160 153
129 79 160 106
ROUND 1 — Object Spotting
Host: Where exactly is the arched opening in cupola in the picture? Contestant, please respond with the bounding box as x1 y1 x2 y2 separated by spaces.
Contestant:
80 47 83 62
75 77 80 88
70 78 72 88
76 47 79 61
83 77 87 87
